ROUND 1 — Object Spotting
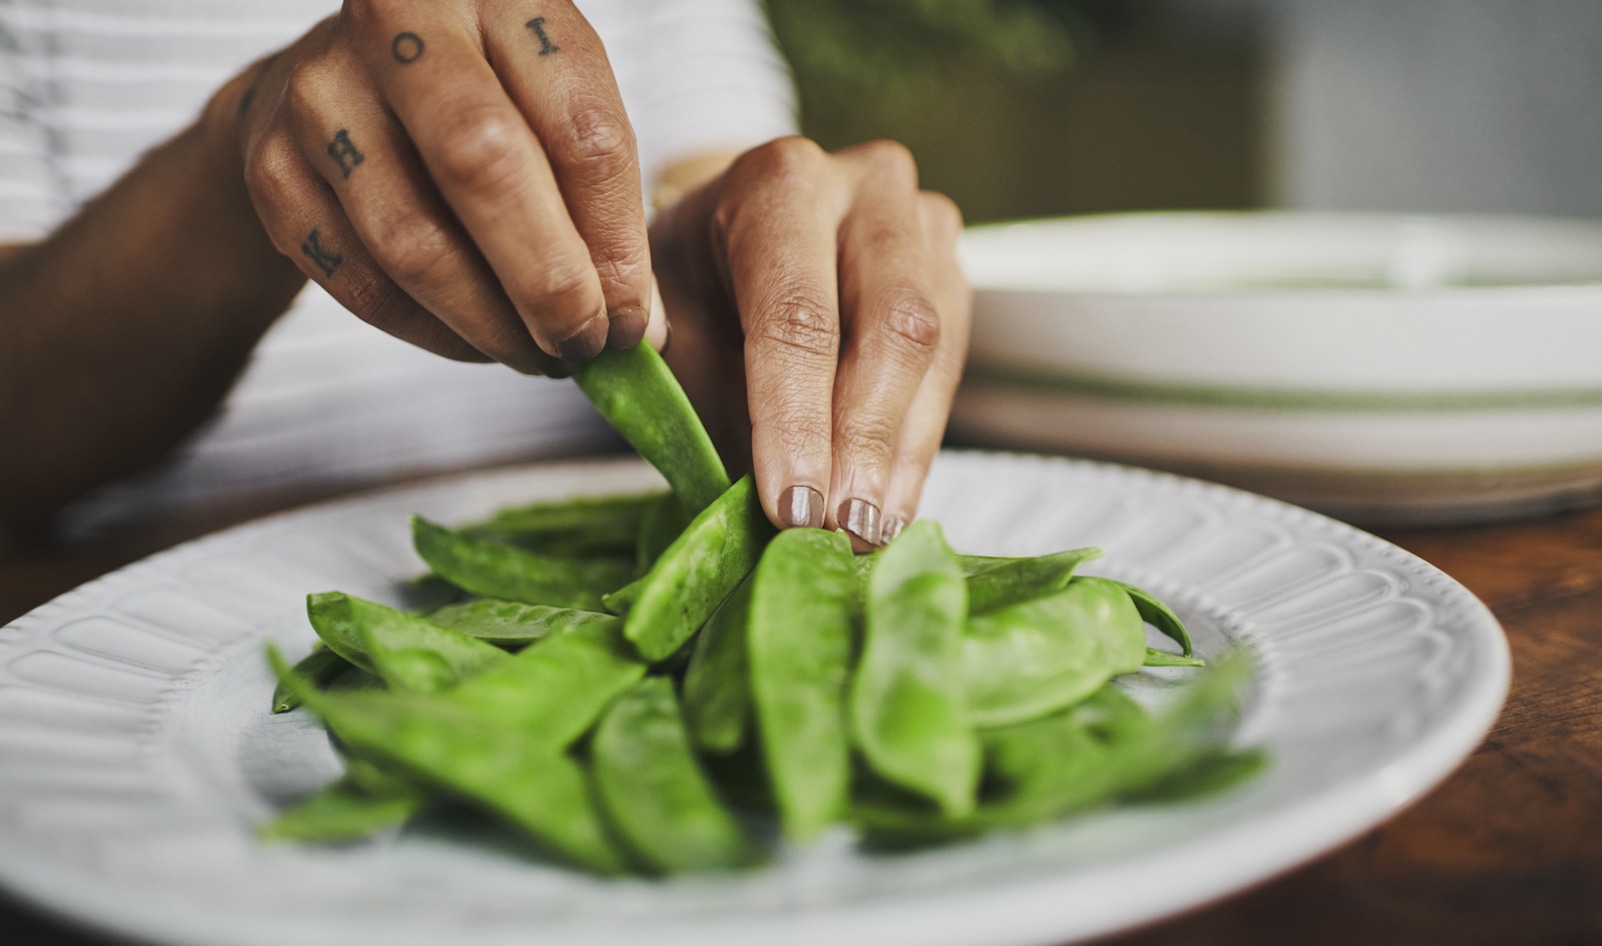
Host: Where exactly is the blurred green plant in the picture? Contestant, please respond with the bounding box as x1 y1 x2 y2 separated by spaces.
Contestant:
762 0 1079 104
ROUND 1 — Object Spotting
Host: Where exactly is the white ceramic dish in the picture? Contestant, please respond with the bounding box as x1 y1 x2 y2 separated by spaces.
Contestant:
954 212 1602 522
0 454 1507 946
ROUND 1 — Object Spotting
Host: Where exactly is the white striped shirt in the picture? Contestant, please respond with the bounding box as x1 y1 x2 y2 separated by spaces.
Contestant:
0 0 795 534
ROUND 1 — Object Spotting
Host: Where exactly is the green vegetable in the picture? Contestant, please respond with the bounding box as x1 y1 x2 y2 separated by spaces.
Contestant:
962 577 1146 728
257 777 423 842
1143 648 1206 668
271 644 351 714
426 598 618 646
268 647 625 873
592 678 750 872
412 516 634 610
306 592 509 692
634 492 692 574
1112 579 1193 657
443 620 645 746
573 343 730 515
681 576 754 754
748 528 856 841
850 520 979 817
965 547 1103 614
460 490 664 558
610 474 776 662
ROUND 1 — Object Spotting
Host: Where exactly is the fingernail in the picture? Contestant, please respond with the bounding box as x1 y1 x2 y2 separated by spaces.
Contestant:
838 498 882 548
607 304 648 350
658 317 674 356
556 313 609 362
881 514 908 543
778 485 824 529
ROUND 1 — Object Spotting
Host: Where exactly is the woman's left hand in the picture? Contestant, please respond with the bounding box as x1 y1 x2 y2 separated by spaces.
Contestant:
649 137 971 551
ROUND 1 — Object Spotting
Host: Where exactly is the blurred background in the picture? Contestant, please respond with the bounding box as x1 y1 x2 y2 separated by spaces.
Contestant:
764 0 1602 222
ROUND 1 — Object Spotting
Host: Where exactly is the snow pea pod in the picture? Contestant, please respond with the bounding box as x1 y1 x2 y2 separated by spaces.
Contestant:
962 576 1147 728
460 490 664 557
443 619 645 747
268 648 626 873
426 599 618 646
965 547 1103 615
635 492 691 574
412 517 635 610
850 520 979 818
257 776 423 843
1112 579 1193 656
1144 648 1205 668
573 343 730 515
748 528 856 841
271 644 351 714
592 677 750 873
681 576 754 754
612 474 775 662
306 592 509 693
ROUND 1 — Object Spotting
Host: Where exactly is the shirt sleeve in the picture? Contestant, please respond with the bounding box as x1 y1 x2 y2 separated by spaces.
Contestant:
0 13 63 243
618 0 798 191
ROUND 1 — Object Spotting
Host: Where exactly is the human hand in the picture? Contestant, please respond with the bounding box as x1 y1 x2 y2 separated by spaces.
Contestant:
650 138 971 550
236 1 650 374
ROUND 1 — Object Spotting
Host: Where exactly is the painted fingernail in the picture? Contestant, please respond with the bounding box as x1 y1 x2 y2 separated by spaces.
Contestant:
838 498 882 548
778 485 824 530
881 514 908 543
556 313 609 362
607 304 648 350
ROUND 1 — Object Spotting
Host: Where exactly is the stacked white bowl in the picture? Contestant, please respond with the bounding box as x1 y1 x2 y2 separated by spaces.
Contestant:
953 212 1602 524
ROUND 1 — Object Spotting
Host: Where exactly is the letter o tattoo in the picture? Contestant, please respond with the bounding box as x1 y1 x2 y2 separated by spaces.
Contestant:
391 32 425 64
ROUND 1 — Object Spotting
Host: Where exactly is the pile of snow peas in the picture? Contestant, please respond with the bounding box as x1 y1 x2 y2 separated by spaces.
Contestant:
265 343 1261 874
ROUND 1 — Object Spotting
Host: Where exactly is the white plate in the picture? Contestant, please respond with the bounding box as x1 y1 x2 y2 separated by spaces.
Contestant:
955 212 1602 522
0 454 1509 946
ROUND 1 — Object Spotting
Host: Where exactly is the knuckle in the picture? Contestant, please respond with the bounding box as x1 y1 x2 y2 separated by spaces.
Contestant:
733 135 826 188
836 412 900 464
561 103 634 169
431 106 529 192
512 251 596 319
283 56 338 116
369 216 455 286
342 267 402 323
758 289 839 362
858 138 918 186
919 190 964 244
880 289 942 356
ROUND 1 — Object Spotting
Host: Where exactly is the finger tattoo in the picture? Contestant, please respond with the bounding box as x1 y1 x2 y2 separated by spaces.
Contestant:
391 31 425 64
301 228 344 277
327 129 365 179
526 17 560 56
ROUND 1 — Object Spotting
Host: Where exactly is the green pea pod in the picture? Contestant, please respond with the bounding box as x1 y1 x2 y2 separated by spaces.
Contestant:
592 677 750 873
749 528 856 841
635 492 692 574
271 645 351 714
615 474 775 662
573 343 731 514
306 592 509 692
850 520 979 818
267 647 626 873
1144 648 1205 668
965 547 1104 615
426 599 619 646
443 620 646 748
257 778 423 843
1111 579 1193 656
681 576 754 754
412 517 635 610
461 490 665 557
962 576 1147 728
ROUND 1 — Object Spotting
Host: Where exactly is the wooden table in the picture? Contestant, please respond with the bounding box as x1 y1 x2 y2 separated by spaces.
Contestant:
3 483 1600 945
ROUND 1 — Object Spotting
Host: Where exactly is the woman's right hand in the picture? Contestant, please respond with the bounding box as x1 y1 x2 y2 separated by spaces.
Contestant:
235 0 653 375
